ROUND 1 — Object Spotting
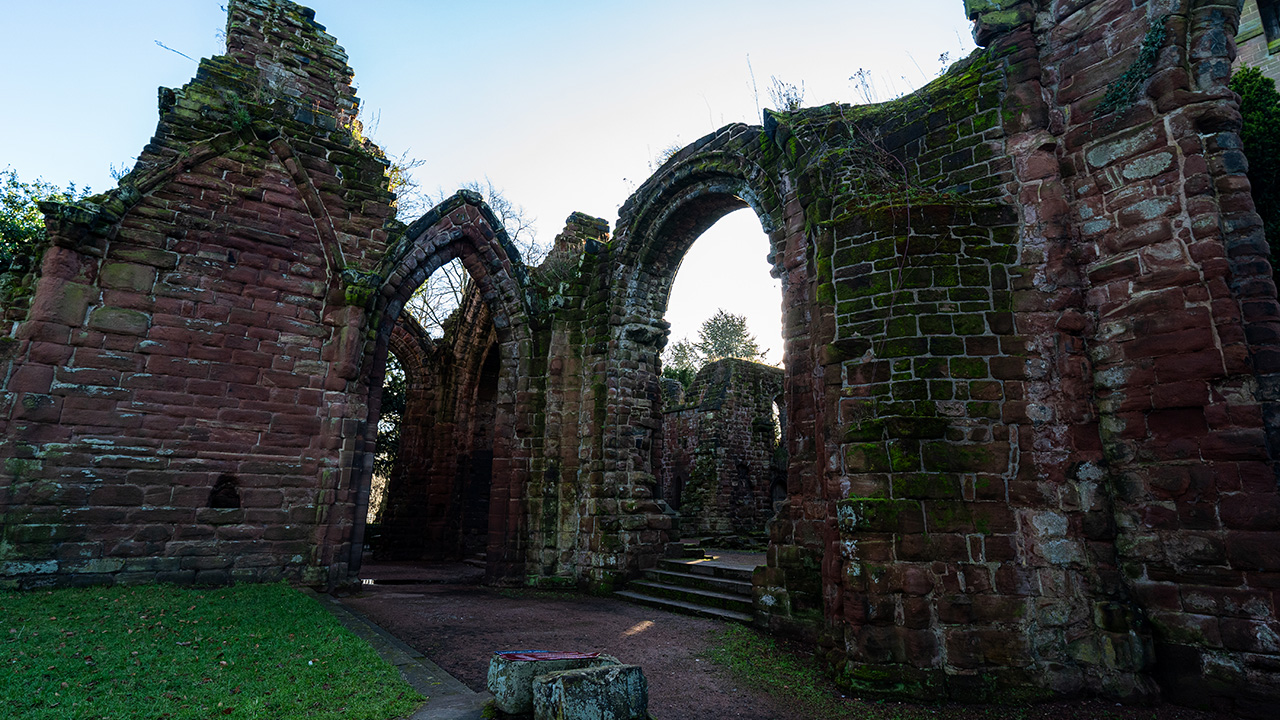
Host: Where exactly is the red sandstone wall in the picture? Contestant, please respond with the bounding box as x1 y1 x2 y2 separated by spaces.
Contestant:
524 213 614 581
953 0 1280 711
659 358 784 538
0 0 393 588
3 0 1280 712
609 0 1280 710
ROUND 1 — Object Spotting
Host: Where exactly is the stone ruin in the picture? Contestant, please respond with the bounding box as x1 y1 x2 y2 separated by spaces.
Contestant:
658 358 786 542
3 0 1280 714
375 282 502 562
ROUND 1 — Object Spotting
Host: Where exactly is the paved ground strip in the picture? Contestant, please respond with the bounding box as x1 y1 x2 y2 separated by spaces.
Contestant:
305 588 492 719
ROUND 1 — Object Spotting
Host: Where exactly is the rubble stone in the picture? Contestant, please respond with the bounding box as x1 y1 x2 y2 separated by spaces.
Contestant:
487 652 619 715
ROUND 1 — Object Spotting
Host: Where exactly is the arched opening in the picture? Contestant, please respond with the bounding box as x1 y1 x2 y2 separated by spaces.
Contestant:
367 289 510 583
602 133 801 580
348 194 532 584
769 394 787 512
367 317 437 560
366 349 406 541
657 209 786 548
372 293 514 564
603 131 818 616
406 256 471 338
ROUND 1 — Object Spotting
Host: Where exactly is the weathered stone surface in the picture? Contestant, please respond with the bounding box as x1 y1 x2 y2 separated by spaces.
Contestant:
487 652 619 715
659 358 784 539
532 664 649 720
2 1 1280 716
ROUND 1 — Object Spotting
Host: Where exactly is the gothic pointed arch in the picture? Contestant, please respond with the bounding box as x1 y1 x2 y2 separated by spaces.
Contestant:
346 191 534 582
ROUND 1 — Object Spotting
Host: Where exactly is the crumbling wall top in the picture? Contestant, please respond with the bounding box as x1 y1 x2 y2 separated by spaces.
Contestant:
667 358 783 414
224 0 359 120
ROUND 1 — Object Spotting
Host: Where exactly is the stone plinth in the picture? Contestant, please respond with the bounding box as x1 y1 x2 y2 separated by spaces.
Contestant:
532 664 649 720
486 651 619 715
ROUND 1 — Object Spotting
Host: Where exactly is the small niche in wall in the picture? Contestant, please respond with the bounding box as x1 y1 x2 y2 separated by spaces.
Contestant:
209 473 241 509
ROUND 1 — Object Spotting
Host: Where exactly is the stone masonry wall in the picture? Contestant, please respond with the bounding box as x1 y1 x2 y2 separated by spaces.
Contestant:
0 0 395 588
1029 1 1280 713
523 212 618 585
4 0 1280 713
659 358 784 538
756 45 1039 678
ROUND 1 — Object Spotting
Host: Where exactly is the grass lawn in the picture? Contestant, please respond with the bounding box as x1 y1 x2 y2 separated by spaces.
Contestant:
1 582 424 719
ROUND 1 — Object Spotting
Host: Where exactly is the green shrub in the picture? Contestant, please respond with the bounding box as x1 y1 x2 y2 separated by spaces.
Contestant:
0 168 89 271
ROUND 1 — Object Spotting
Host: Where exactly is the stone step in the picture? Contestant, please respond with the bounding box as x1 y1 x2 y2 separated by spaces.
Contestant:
623 580 755 615
642 568 753 597
657 558 755 583
673 541 706 559
613 589 754 624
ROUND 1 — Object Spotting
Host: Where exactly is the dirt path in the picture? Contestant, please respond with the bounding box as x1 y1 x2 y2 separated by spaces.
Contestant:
341 560 1233 720
343 560 792 720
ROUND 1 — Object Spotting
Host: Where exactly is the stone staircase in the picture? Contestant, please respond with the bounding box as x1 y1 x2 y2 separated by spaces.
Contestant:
614 557 757 623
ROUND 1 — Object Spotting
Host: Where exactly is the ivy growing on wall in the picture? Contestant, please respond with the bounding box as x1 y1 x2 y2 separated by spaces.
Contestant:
1094 15 1170 118
1230 66 1280 281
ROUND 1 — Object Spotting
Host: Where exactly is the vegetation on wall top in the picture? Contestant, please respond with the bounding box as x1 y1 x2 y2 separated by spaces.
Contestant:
664 309 767 388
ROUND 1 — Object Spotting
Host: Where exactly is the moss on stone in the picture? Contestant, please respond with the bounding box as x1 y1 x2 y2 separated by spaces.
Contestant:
949 357 988 378
836 498 920 533
887 439 921 472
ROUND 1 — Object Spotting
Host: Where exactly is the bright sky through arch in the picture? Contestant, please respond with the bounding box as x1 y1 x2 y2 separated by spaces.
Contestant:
0 1 976 355
667 210 782 365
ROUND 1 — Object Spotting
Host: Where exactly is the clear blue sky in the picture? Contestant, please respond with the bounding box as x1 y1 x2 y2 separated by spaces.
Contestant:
1 1 976 363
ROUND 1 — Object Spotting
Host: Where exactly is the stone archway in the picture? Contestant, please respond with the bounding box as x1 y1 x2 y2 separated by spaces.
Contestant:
348 191 534 583
375 288 504 563
595 122 825 584
6 2 1280 713
369 315 436 556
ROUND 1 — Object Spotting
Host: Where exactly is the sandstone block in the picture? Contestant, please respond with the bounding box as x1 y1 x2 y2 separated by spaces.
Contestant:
100 262 157 292
31 281 93 327
487 651 619 715
88 306 150 336
532 663 648 720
